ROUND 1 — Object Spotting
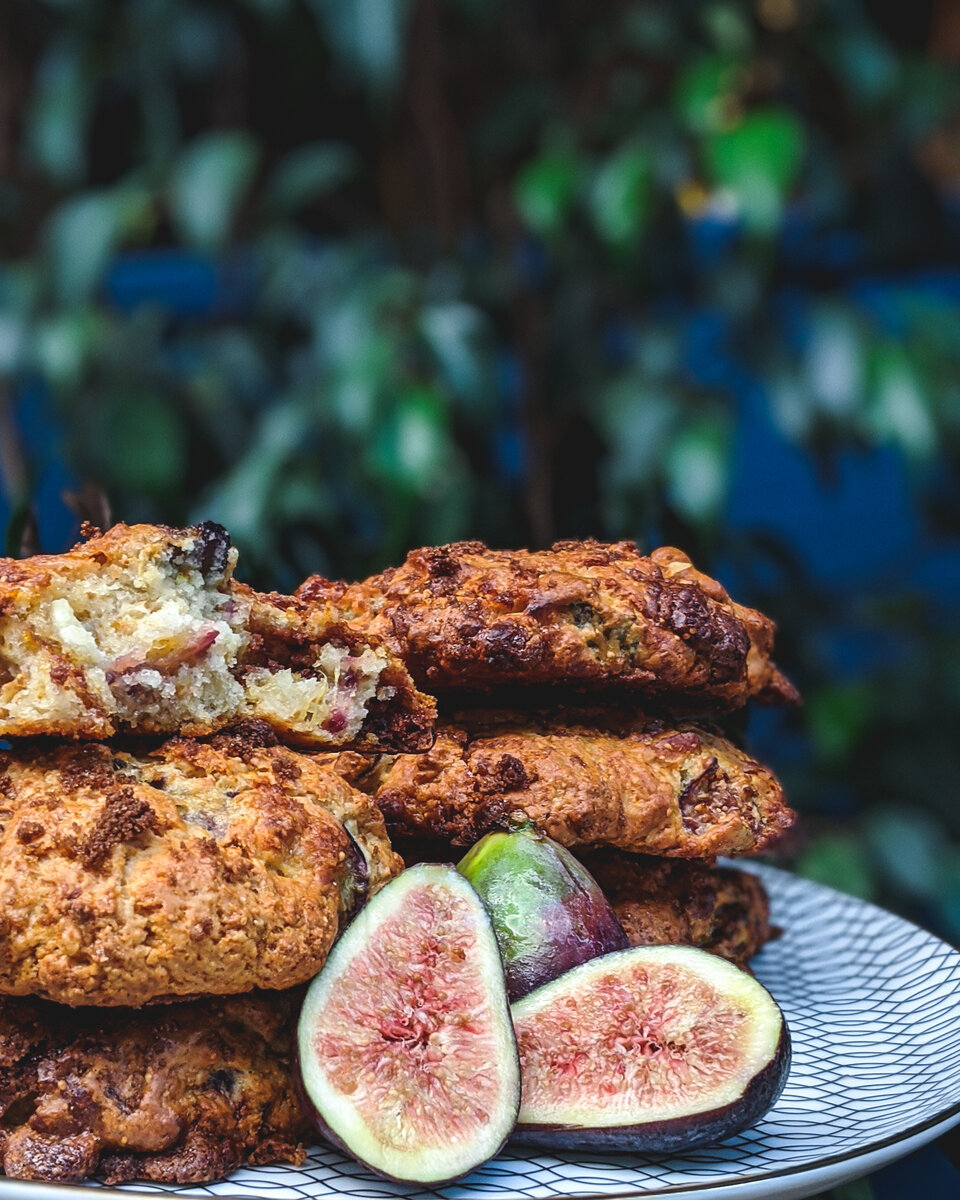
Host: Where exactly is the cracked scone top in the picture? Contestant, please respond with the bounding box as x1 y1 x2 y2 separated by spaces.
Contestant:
0 521 435 747
298 540 798 711
331 710 795 857
0 724 402 1007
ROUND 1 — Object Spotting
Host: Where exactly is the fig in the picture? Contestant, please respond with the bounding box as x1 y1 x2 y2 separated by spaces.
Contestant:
512 944 790 1153
298 864 520 1184
338 828 369 925
458 822 629 1000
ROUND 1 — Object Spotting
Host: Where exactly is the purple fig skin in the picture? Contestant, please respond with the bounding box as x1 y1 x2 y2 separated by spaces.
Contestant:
458 823 629 1001
338 828 369 926
512 1024 791 1154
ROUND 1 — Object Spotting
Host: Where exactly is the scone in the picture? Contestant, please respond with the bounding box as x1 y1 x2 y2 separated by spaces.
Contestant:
339 711 794 857
0 991 310 1184
0 723 402 1006
0 521 435 747
577 849 776 969
298 540 797 710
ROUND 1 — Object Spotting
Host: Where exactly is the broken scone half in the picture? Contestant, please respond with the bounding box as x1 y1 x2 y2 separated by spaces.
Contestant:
0 522 435 747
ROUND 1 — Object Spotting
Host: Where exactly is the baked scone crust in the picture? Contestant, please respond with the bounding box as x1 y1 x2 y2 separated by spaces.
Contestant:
578 849 775 969
298 540 797 710
0 522 435 748
345 711 794 857
0 991 309 1184
0 724 402 1006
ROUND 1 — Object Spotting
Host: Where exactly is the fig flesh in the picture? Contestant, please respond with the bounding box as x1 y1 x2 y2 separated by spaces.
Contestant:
458 823 628 1000
298 864 520 1184
512 944 789 1153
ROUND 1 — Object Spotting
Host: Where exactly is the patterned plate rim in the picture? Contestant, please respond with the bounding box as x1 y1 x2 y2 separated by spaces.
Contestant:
3 864 960 1200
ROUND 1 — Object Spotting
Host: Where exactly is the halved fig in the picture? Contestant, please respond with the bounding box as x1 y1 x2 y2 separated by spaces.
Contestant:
458 822 629 1000
298 865 520 1184
512 945 789 1153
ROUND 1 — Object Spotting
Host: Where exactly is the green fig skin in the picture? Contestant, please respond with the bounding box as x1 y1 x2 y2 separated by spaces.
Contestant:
458 823 629 1001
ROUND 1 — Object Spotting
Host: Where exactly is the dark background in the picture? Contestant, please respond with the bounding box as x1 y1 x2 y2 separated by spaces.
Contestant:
1 3 960 1194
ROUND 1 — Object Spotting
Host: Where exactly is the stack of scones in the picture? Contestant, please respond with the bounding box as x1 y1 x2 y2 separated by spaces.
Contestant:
0 522 432 1184
304 540 798 972
0 526 797 1186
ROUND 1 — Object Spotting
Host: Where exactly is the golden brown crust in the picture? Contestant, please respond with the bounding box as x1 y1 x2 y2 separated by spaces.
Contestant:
298 540 798 711
0 522 436 749
577 849 775 969
0 724 402 1006
348 711 795 857
0 991 310 1184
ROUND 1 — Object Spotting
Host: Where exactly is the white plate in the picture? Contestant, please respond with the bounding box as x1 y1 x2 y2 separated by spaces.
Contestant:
3 863 960 1200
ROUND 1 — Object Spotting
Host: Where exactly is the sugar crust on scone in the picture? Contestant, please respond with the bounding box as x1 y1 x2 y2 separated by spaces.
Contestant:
340 711 795 857
0 991 309 1184
297 540 798 710
0 724 402 1006
0 522 435 748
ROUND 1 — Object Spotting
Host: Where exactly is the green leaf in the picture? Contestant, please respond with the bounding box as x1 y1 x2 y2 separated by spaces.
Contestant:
674 56 744 134
590 145 653 246
25 39 91 185
169 133 260 250
804 309 863 418
601 380 676 488
45 188 151 306
309 0 412 97
200 402 309 538
420 302 491 406
265 142 358 213
701 4 752 55
866 348 935 460
32 312 97 388
514 148 581 237
372 386 451 493
0 312 27 376
104 396 187 494
704 107 805 233
665 418 729 523
806 684 872 763
866 808 947 904
796 835 876 902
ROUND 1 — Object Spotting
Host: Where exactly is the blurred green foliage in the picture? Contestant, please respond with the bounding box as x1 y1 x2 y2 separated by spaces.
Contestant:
2 0 960 935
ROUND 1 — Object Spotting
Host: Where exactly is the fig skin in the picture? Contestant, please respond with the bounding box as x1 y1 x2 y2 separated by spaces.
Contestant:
298 865 521 1185
512 1025 791 1153
339 828 369 925
458 822 629 1001
511 945 791 1154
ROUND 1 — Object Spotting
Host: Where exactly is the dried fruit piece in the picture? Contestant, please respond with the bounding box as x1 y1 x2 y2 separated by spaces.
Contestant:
298 865 520 1184
512 945 789 1152
458 822 628 1000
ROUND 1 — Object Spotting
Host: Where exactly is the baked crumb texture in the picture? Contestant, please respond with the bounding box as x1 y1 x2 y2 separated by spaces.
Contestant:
347 711 795 856
298 540 798 711
0 726 402 1007
0 991 310 1184
0 522 435 748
